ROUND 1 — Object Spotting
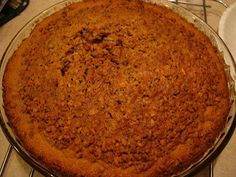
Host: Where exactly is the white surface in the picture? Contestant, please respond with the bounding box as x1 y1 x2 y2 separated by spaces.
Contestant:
219 2 236 61
0 0 236 177
214 3 236 177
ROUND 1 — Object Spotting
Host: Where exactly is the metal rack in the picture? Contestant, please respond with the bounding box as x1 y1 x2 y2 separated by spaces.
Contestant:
0 0 229 176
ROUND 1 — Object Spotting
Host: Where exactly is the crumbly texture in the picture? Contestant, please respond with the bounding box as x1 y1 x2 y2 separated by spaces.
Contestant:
3 0 230 176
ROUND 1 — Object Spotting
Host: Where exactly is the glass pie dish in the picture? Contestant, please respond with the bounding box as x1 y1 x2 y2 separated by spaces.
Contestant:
0 0 236 176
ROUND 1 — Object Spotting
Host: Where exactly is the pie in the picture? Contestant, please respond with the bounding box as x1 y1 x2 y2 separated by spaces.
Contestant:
3 0 230 176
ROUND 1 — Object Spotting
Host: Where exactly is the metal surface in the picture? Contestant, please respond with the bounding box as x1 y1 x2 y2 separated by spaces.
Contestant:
0 145 12 176
29 169 35 177
209 163 214 177
0 0 229 176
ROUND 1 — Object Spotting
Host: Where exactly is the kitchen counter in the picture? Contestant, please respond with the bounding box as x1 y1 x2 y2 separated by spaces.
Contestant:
0 0 236 177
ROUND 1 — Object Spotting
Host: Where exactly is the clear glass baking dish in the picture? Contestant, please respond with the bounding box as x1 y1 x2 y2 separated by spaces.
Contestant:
0 0 236 176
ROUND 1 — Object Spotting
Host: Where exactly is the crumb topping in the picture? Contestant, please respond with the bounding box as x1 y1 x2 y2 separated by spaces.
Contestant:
4 0 230 176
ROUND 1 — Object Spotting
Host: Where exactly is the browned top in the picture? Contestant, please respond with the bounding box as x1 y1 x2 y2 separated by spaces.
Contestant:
3 0 230 176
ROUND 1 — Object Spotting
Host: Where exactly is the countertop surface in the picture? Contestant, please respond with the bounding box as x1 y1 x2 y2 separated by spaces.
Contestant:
0 0 236 177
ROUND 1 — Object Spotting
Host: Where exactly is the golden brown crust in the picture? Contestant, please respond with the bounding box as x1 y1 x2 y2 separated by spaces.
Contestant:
3 0 230 176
